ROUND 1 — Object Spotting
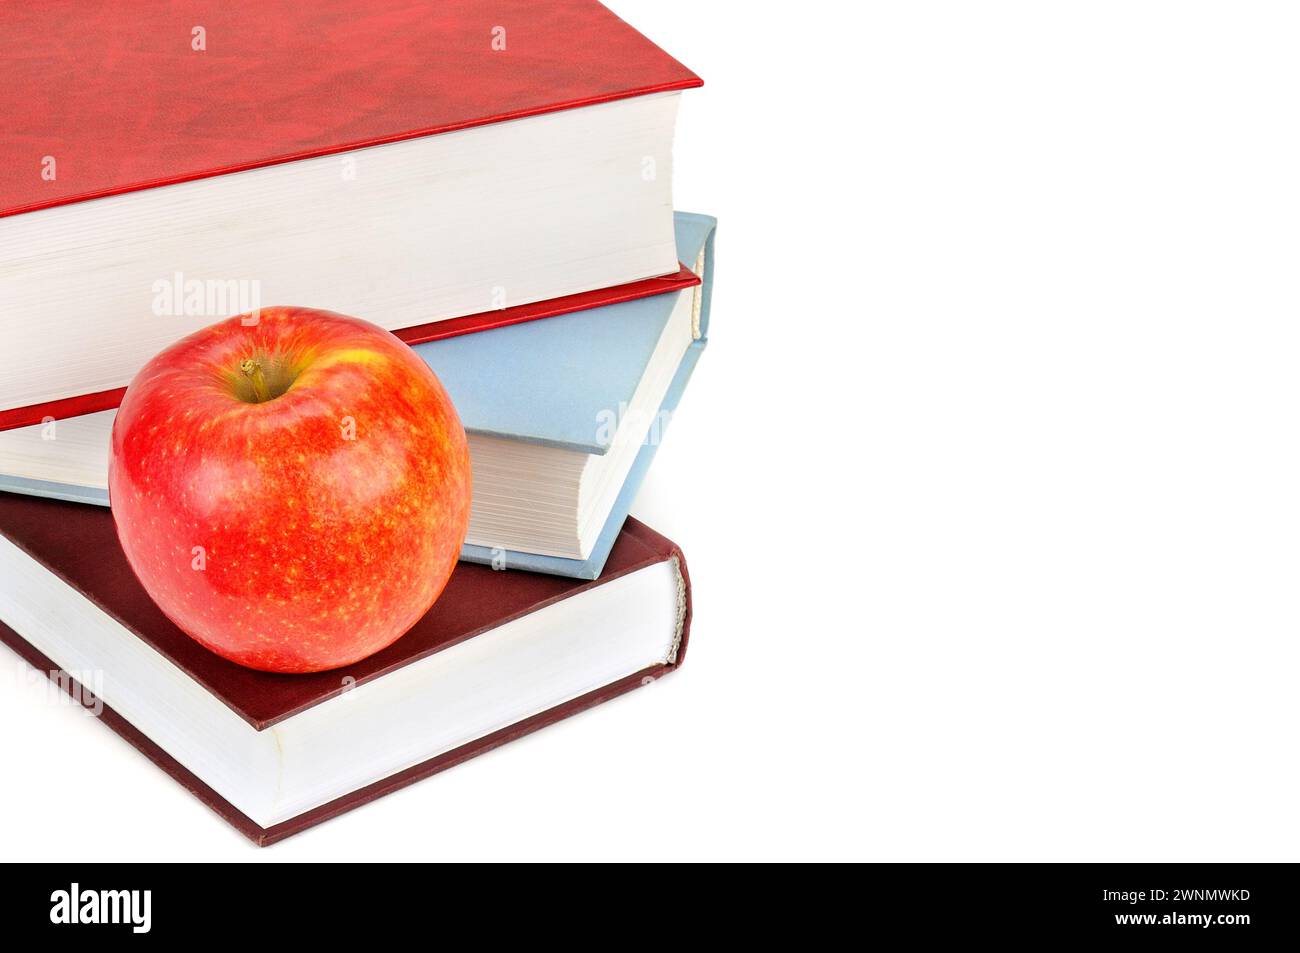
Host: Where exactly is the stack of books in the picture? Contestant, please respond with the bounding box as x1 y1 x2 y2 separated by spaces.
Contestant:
0 1 712 845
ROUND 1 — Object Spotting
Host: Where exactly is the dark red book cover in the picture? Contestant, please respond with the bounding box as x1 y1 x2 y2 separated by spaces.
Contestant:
0 494 692 845
0 0 701 218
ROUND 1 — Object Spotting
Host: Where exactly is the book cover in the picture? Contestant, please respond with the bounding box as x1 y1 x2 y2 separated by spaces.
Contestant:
0 0 701 219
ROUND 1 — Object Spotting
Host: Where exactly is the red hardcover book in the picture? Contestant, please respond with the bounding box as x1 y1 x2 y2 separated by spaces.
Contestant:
0 494 693 845
0 0 703 430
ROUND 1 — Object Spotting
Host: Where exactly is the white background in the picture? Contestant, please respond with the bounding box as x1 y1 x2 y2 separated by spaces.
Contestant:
6 1 1300 860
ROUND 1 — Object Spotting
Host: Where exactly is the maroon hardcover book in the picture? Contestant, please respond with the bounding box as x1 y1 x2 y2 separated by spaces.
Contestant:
0 493 692 845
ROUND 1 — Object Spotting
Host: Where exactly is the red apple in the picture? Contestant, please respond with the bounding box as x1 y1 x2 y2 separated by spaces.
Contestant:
108 306 472 673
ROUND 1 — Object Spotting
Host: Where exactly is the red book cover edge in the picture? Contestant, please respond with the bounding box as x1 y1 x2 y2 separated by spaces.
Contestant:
0 265 700 433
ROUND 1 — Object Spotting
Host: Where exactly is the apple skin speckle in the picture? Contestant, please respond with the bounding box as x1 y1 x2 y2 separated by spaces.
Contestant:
107 306 472 674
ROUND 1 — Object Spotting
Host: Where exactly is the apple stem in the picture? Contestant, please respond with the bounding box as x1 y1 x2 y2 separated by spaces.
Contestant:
240 359 270 402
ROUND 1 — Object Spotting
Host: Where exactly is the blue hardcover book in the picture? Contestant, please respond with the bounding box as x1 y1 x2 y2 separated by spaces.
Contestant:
0 212 716 579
